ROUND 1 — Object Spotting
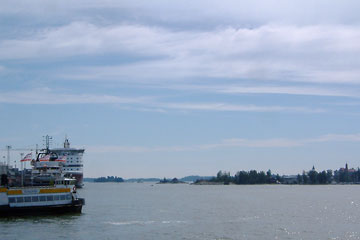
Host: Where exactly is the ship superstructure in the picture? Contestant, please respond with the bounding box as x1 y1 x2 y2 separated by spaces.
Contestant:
50 138 85 188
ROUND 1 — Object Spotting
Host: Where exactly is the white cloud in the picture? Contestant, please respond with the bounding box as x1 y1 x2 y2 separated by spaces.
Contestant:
2 0 360 28
3 22 355 86
330 101 360 106
307 134 360 143
160 84 359 98
0 89 323 113
86 133 360 153
157 102 324 113
0 89 151 105
1 22 360 107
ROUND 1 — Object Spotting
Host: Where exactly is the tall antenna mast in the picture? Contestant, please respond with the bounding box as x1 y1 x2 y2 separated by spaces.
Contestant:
46 135 52 149
43 135 53 153
6 145 11 166
20 152 24 186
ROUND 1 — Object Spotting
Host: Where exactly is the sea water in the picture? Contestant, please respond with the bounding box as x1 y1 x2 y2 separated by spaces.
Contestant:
1 183 360 240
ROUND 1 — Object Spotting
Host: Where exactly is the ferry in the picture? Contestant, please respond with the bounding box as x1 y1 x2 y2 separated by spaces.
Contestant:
0 149 85 216
50 137 85 188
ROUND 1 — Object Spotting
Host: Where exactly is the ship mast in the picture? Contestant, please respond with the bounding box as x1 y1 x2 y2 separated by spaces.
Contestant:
43 135 52 154
64 136 70 148
6 145 11 166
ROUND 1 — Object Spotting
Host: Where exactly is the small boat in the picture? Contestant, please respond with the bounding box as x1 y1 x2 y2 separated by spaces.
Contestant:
0 149 85 217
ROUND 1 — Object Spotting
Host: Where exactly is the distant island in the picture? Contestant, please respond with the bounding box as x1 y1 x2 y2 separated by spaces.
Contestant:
84 175 213 183
195 164 360 185
157 178 185 184
83 164 359 185
179 175 213 182
93 176 124 183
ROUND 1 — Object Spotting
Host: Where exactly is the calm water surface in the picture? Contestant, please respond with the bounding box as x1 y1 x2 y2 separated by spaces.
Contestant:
1 183 360 240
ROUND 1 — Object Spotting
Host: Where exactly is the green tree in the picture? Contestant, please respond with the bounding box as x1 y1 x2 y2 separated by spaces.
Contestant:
235 171 249 184
297 174 302 184
308 168 318 184
326 170 333 183
339 171 346 182
317 171 327 184
302 171 308 184
216 170 223 182
258 171 266 184
356 168 360 182
249 170 258 184
266 169 272 183
216 170 231 183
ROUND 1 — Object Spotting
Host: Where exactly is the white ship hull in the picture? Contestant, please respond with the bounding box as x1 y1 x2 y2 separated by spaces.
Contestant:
50 138 85 188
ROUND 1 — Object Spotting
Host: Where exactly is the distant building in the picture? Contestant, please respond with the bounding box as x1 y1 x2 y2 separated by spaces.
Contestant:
334 163 359 183
282 175 298 184
0 163 8 175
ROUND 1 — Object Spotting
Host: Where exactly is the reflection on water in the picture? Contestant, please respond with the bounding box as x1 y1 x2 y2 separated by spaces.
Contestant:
1 183 360 240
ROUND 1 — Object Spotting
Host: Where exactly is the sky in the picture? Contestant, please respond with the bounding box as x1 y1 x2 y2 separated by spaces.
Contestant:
1 0 360 178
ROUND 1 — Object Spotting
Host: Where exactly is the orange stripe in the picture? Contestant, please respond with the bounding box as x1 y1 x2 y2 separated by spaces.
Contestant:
0 188 7 193
7 189 22 195
39 188 70 194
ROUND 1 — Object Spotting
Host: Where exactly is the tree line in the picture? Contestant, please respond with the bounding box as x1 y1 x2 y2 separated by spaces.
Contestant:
94 176 124 182
206 165 360 185
211 170 280 184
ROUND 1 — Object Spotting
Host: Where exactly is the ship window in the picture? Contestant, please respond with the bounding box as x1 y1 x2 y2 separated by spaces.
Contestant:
60 195 66 200
32 196 39 202
54 195 60 201
39 196 46 201
47 195 54 201
66 194 71 200
9 197 15 203
16 197 24 203
24 197 31 202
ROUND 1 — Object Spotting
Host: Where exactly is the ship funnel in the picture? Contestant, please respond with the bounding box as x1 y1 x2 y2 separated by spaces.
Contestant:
64 138 70 148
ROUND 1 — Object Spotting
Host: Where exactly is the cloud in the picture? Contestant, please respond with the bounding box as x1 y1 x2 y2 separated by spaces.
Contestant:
160 84 359 98
157 102 324 113
2 22 360 106
0 89 151 105
307 134 360 143
330 101 360 106
2 22 356 86
2 0 360 29
0 89 322 114
0 23 181 60
86 133 360 153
